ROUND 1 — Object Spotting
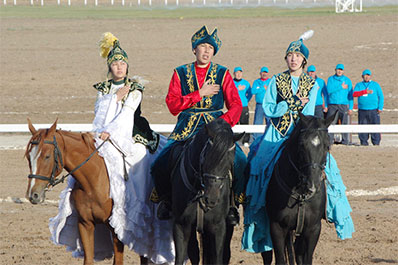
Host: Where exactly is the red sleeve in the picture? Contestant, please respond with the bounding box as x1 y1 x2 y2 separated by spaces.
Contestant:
353 90 368 97
165 71 202 116
220 70 243 127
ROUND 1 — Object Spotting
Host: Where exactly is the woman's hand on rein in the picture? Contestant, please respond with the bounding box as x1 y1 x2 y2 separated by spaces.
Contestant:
100 132 110 140
116 85 130 101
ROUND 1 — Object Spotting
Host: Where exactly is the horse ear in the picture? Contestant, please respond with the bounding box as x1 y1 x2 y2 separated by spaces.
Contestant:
49 118 58 134
27 118 37 135
233 132 245 142
325 111 337 128
298 111 308 124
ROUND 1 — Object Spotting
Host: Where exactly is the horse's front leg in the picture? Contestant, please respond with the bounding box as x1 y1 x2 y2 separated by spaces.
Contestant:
205 220 226 265
173 222 192 265
110 229 124 265
78 220 95 265
188 231 200 265
269 221 288 265
298 221 322 265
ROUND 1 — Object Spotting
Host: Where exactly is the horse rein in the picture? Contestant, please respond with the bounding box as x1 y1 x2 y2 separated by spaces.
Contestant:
28 134 108 188
274 126 330 236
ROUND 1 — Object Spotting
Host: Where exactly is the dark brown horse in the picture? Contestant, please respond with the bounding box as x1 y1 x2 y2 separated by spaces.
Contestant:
25 119 148 265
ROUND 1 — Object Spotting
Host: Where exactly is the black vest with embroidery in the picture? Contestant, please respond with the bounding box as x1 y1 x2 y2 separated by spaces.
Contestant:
169 62 227 141
271 71 315 137
93 77 160 153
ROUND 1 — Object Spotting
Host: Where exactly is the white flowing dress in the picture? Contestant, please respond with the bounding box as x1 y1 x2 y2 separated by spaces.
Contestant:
49 82 175 264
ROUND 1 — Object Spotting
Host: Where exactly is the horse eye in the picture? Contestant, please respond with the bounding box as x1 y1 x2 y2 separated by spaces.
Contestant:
45 154 51 159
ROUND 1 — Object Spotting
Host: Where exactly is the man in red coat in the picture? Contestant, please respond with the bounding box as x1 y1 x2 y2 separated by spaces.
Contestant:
151 26 245 224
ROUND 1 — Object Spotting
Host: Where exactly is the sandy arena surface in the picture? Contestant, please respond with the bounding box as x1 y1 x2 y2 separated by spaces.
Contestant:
1 8 398 265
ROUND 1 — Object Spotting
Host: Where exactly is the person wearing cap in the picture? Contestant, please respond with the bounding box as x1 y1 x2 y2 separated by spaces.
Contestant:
251 66 271 140
233 66 252 147
326 63 354 145
353 69 384 145
307 65 328 118
242 31 354 259
50 32 175 264
151 26 245 225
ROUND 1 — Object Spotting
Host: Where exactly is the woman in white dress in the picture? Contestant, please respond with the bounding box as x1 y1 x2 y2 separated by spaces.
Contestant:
49 32 174 264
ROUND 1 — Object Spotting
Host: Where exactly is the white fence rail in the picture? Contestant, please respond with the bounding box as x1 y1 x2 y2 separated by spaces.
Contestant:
1 124 398 134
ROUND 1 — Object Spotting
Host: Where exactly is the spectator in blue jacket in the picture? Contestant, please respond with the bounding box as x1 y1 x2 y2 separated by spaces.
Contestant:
251 66 271 140
233 66 252 146
307 65 328 118
326 63 353 145
353 69 384 145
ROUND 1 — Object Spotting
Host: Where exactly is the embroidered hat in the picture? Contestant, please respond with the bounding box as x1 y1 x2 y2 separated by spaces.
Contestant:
99 32 128 66
260 66 269 73
191 25 222 55
234 66 243 72
286 30 314 61
336 64 345 70
362 69 371 76
307 65 316 72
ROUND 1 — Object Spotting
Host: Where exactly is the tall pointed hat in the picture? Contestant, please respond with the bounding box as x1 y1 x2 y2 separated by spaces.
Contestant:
191 25 222 55
98 32 128 66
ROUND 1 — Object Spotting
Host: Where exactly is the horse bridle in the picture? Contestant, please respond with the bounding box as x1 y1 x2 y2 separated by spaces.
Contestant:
181 137 233 202
275 127 329 199
28 134 107 188
199 139 234 188
28 136 64 187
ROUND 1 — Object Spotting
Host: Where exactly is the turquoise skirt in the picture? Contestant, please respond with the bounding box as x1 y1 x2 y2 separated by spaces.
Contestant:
242 143 355 253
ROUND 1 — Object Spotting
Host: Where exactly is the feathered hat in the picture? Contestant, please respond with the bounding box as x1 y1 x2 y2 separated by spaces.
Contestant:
285 30 314 60
191 25 222 55
98 32 128 66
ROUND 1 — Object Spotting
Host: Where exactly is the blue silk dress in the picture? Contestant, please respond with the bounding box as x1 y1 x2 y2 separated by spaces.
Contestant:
242 71 355 253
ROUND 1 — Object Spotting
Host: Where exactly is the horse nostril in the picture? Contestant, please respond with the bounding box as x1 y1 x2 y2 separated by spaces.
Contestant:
32 193 39 200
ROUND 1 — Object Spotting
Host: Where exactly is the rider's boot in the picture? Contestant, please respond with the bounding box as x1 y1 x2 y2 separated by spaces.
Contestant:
227 206 240 226
157 200 172 220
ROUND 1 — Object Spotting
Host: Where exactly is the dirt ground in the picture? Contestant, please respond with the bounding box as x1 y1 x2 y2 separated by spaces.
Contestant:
1 146 397 265
1 8 398 265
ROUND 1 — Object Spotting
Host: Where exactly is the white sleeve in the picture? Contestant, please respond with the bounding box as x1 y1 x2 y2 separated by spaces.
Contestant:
92 92 115 133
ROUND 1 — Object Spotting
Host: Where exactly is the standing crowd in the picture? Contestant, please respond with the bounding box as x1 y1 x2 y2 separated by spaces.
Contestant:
232 63 384 147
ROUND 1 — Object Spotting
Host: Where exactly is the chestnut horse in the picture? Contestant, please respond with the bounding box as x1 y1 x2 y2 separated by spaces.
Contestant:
25 119 148 265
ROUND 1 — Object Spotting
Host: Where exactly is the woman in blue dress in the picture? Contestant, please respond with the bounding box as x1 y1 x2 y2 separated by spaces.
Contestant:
242 31 355 257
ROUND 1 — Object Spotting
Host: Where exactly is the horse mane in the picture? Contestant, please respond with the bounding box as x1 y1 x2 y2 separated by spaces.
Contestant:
25 129 96 159
201 119 234 168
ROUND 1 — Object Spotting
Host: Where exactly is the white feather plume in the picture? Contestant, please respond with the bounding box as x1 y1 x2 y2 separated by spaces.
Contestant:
299 30 314 41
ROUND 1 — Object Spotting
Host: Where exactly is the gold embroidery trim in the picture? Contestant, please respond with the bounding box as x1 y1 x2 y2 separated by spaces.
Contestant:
169 114 198 141
273 72 315 136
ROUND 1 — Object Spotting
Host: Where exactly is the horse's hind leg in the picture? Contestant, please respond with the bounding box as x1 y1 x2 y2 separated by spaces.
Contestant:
78 221 95 265
111 230 124 265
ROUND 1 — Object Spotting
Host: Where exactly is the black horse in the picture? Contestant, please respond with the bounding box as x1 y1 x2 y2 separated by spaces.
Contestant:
263 112 336 265
170 119 243 265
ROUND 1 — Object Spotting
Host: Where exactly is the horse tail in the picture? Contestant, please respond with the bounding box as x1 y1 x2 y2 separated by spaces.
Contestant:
286 231 295 265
